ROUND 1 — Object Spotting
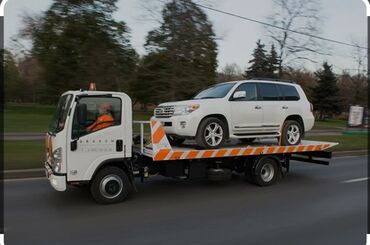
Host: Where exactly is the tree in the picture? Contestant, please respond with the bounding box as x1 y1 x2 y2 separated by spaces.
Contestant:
4 50 29 102
244 40 269 78
216 63 243 83
312 62 341 119
337 72 368 108
21 0 137 103
265 0 322 75
244 40 279 79
266 44 279 78
133 0 218 103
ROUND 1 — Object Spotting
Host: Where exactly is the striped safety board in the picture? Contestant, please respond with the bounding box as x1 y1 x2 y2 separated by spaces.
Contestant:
148 119 338 162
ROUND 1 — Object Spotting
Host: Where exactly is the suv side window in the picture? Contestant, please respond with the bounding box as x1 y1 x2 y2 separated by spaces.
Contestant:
279 84 300 101
258 83 279 101
232 83 257 101
72 96 122 138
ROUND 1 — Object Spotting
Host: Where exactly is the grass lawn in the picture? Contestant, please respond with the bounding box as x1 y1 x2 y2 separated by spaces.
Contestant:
313 119 347 130
4 141 45 170
305 134 367 152
5 103 55 133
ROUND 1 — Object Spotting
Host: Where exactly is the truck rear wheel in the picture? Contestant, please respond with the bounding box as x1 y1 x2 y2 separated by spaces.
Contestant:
90 166 131 204
246 157 280 186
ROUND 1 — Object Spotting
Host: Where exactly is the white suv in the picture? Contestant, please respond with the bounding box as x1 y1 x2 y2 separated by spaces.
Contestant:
154 79 314 148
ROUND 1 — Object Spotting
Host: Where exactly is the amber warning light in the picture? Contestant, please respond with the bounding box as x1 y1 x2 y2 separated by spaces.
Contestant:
89 83 97 91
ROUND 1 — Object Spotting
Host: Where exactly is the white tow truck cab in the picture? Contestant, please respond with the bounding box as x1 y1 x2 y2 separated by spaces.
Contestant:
45 86 337 204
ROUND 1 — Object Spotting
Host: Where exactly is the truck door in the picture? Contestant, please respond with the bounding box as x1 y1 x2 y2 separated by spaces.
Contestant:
230 83 263 135
67 95 126 182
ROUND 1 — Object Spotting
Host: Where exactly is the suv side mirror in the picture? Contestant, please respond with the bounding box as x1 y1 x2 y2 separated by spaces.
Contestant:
233 91 246 100
76 103 87 125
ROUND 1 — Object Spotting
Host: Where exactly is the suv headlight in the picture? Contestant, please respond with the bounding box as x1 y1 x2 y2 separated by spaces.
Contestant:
51 147 62 173
173 104 200 116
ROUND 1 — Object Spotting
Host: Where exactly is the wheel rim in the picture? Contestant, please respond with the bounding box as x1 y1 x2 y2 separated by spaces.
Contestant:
204 122 223 146
260 163 274 182
99 174 123 199
286 124 300 144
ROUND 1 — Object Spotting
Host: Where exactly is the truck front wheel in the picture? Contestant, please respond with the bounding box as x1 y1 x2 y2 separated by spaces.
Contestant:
90 166 131 204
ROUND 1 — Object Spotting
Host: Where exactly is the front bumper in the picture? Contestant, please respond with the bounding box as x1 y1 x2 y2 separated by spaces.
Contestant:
155 114 201 137
45 162 67 191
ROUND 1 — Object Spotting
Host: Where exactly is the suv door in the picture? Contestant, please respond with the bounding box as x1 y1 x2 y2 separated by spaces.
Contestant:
257 83 283 133
278 84 301 119
230 83 263 135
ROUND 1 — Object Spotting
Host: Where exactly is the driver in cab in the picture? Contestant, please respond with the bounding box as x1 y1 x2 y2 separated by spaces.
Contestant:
87 102 114 132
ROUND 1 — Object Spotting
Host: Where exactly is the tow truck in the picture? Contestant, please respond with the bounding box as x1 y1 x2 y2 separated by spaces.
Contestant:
45 86 337 204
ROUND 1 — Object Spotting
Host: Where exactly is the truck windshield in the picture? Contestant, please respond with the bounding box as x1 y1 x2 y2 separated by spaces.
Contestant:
193 82 236 99
49 94 73 134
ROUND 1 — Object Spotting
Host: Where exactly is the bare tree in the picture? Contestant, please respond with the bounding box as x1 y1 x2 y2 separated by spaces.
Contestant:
265 0 324 75
351 39 368 76
217 63 243 82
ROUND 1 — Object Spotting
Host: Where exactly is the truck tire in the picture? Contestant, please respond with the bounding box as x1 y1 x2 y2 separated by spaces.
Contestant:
248 157 280 186
280 120 302 146
90 166 131 204
168 135 186 146
196 117 226 149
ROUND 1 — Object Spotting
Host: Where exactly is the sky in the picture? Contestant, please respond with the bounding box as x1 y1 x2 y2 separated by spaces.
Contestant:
4 0 368 74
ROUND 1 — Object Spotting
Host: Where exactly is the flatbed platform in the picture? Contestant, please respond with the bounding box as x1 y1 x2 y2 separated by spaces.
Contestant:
135 120 338 161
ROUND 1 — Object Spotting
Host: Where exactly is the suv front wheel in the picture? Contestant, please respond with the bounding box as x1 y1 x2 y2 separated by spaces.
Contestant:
280 120 302 146
196 117 226 149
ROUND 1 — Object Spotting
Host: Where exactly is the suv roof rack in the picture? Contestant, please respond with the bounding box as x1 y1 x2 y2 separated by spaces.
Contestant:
250 77 296 84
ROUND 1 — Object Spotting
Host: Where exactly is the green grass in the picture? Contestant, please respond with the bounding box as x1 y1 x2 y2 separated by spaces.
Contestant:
4 103 55 133
313 119 347 130
305 134 367 152
4 141 45 170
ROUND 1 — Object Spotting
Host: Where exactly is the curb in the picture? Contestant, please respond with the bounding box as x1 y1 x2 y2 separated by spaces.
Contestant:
3 150 368 180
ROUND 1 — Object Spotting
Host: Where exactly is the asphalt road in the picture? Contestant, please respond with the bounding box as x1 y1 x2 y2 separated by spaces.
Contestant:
4 156 367 245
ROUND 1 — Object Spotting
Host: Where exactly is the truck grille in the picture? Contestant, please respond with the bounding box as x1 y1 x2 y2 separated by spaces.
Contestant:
154 106 175 118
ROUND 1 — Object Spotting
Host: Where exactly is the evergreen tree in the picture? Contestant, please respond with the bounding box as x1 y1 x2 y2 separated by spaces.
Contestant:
267 44 279 78
134 0 218 103
22 0 137 103
244 40 269 78
312 62 341 119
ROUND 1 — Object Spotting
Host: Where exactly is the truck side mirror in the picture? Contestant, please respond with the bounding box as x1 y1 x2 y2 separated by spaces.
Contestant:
76 103 87 125
232 91 246 100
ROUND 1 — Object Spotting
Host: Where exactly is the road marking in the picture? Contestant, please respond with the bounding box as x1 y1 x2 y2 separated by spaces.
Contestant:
341 177 368 184
4 177 46 182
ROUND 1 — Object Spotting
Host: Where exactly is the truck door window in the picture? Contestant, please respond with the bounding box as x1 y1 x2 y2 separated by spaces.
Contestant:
72 97 122 138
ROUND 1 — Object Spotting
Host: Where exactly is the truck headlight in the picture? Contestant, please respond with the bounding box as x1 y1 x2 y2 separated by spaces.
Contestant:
173 104 200 116
51 147 62 173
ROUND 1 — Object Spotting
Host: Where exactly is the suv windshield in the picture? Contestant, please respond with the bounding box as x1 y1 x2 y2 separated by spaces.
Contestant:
193 82 236 99
49 94 73 134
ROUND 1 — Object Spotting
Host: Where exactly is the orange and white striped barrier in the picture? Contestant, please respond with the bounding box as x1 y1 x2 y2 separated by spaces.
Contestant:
148 119 338 162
